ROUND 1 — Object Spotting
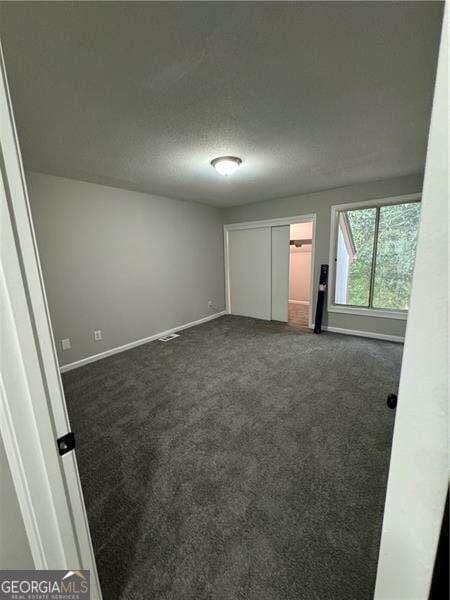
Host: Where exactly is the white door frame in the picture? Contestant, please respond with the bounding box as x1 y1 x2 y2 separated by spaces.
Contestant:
224 213 317 327
0 42 102 598
374 6 448 598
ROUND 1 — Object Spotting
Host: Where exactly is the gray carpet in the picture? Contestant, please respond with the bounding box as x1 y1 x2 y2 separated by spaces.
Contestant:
63 316 402 600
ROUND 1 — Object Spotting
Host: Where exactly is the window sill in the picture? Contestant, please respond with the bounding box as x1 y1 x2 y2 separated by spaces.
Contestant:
328 304 408 320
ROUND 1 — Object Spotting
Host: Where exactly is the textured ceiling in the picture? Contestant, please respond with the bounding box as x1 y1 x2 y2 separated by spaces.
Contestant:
0 2 443 207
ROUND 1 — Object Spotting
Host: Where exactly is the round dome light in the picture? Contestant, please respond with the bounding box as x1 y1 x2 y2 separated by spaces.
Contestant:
211 156 242 176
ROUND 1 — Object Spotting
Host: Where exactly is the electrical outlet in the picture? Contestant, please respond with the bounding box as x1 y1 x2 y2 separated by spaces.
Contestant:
61 338 71 351
208 300 216 309
93 330 102 342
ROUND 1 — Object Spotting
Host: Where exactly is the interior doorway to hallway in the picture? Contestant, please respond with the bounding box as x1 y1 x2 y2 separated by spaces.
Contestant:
288 222 313 328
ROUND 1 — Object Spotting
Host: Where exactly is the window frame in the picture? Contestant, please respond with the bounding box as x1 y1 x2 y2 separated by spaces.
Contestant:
328 193 421 320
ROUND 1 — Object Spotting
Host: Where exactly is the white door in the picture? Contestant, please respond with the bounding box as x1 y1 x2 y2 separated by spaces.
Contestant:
0 45 102 597
271 225 290 321
374 7 448 597
228 227 271 320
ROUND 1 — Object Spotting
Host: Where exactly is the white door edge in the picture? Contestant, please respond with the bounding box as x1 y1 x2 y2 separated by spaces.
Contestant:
0 40 102 598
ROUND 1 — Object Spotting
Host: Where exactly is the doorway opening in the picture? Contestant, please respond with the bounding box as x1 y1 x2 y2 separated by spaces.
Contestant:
288 222 313 328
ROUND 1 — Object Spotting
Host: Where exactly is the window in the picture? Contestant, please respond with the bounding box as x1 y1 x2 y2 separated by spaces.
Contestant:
332 199 421 314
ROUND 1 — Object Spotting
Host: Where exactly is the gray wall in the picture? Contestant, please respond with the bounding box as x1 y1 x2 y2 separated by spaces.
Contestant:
0 434 33 569
222 174 423 338
28 172 225 366
29 171 422 366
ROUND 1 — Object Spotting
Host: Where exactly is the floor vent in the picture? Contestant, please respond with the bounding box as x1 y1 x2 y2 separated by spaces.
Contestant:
158 333 180 342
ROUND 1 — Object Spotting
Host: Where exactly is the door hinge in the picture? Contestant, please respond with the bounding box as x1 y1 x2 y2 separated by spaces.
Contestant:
57 431 75 456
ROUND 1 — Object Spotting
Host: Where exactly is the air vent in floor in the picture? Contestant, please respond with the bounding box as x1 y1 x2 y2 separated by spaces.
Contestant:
158 333 180 342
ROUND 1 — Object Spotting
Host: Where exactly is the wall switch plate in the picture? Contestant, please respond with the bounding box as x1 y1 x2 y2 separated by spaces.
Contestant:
61 338 71 351
93 330 102 342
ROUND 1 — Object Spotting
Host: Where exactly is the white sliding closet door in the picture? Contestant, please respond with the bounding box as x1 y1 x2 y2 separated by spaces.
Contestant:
228 227 271 319
271 225 290 321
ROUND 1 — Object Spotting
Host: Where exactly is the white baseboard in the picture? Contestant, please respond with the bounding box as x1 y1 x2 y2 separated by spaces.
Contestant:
59 311 227 373
322 325 404 343
288 299 309 305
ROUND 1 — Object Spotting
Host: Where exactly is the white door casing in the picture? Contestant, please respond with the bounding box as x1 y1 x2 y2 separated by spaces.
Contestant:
0 41 102 597
224 214 316 327
374 7 448 598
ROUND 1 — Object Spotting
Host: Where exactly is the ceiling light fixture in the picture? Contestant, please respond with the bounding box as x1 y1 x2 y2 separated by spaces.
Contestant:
211 156 242 176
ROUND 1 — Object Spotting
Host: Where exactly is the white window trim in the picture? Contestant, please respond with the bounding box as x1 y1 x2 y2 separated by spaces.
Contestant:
327 193 421 320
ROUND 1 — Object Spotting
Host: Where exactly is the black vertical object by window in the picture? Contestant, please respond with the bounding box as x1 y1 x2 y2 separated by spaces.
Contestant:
429 490 449 599
314 264 329 334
